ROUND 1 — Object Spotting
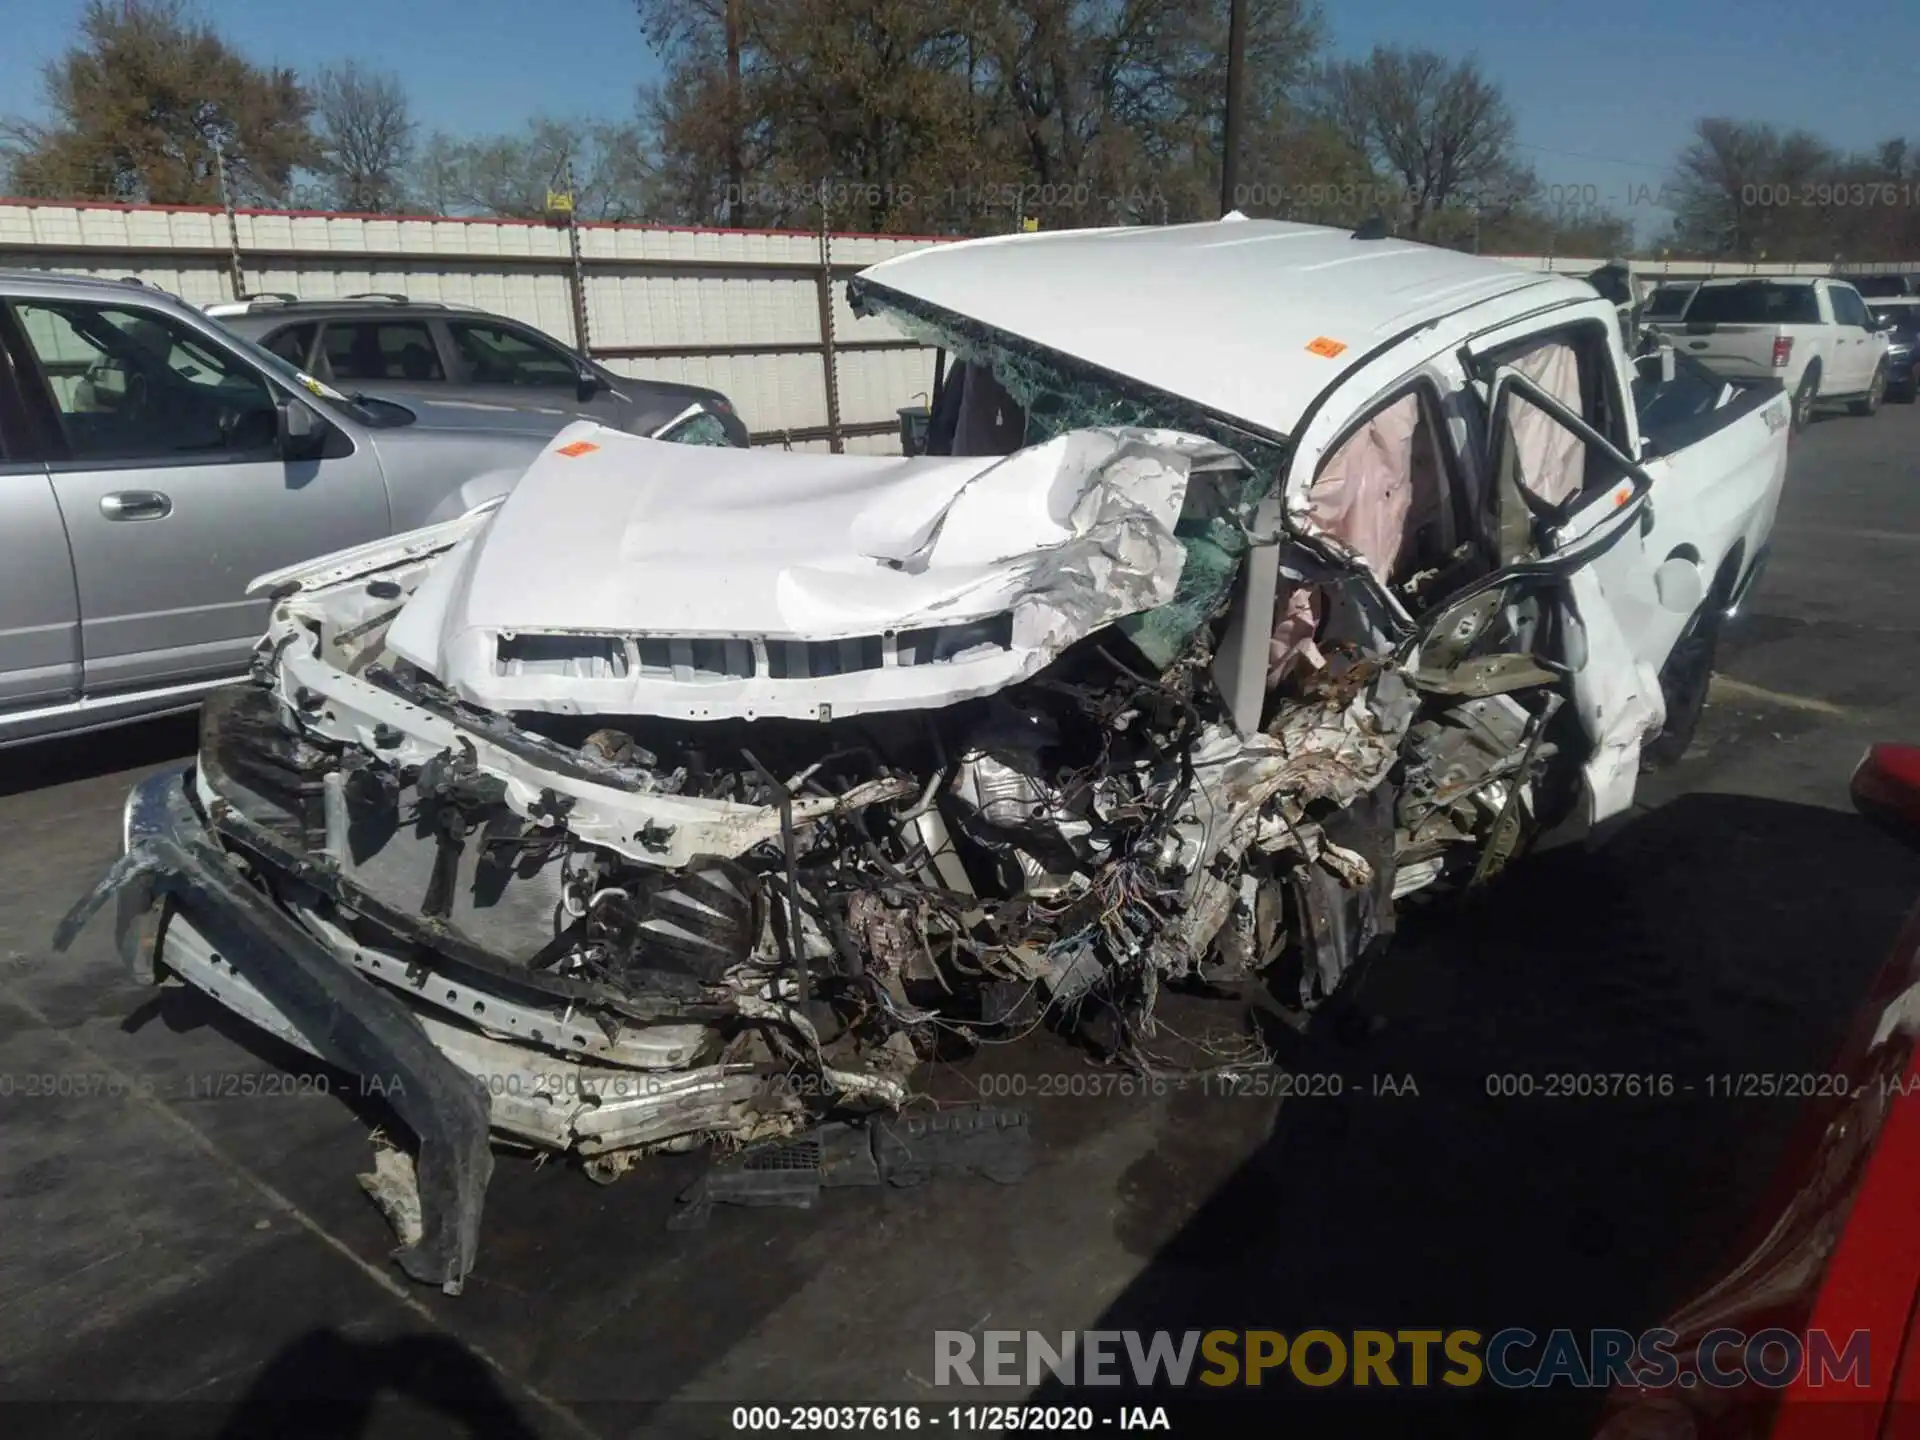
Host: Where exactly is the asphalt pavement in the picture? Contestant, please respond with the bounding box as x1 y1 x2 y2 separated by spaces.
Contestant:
2 401 1918 1440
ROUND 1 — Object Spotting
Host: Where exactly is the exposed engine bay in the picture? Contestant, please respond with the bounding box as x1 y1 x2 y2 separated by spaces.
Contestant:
176 404 1572 1139
57 323 1599 1293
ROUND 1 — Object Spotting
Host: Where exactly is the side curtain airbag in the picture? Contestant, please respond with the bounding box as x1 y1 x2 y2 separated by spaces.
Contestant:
1509 340 1583 506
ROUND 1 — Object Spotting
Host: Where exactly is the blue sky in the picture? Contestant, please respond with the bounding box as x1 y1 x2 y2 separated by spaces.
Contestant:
4 0 1916 236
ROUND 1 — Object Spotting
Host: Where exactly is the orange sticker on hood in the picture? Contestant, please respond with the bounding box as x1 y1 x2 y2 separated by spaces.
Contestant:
1306 336 1348 358
556 440 600 457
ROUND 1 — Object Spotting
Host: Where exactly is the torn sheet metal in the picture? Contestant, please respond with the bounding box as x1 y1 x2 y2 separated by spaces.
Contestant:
248 500 503 599
1563 563 1666 823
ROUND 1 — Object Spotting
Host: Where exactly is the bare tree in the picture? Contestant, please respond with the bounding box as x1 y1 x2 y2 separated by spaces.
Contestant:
312 62 414 212
405 130 465 216
721 0 744 226
1312 46 1515 235
640 0 984 231
405 119 656 221
1666 117 1834 258
635 0 1327 232
636 0 757 224
1830 137 1920 261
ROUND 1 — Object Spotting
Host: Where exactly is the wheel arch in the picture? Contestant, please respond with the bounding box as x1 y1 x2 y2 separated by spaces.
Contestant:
1709 540 1745 605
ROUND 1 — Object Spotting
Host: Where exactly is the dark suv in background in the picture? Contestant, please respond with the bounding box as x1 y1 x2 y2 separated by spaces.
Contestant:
207 294 747 446
1869 300 1920 401
1851 273 1920 299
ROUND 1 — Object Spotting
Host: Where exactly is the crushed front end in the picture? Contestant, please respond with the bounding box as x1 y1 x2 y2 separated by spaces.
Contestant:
58 418 1574 1290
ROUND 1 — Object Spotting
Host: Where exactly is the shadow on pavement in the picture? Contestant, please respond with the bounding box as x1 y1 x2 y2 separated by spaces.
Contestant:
0 711 198 798
1028 791 1920 1438
120 982 415 1135
214 1329 539 1440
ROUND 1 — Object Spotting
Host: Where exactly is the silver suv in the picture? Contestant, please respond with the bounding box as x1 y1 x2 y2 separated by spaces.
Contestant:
208 294 748 447
0 272 651 747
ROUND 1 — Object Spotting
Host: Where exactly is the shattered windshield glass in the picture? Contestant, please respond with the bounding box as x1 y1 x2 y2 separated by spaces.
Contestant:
658 409 735 446
855 282 1291 667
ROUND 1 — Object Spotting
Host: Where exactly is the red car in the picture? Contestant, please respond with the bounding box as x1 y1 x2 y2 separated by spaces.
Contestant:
1597 744 1920 1439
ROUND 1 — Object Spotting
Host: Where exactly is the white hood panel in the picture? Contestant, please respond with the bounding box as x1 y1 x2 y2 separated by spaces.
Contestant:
386 422 1217 720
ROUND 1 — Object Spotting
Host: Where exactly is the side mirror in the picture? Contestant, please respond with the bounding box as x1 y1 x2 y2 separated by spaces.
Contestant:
276 395 323 459
576 364 605 401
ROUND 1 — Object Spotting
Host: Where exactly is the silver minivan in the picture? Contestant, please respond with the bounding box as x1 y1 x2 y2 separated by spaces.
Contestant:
0 272 594 746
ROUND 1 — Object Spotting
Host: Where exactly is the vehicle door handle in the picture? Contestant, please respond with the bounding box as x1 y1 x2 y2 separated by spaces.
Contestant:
99 490 172 521
1687 341 1707 350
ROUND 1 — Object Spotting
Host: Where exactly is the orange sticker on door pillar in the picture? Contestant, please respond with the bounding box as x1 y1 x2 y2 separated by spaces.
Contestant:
1306 336 1348 358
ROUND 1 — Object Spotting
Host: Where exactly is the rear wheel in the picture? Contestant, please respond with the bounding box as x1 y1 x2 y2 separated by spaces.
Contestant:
1850 362 1887 417
1791 366 1820 432
1643 602 1721 769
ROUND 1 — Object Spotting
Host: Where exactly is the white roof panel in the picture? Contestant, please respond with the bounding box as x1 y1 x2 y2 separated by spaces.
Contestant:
854 218 1593 435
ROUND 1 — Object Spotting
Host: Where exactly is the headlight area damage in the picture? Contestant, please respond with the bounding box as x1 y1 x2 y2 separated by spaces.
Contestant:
58 415 1574 1293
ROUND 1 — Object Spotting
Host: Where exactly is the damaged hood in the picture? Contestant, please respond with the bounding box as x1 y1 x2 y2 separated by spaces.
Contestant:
384 421 1224 720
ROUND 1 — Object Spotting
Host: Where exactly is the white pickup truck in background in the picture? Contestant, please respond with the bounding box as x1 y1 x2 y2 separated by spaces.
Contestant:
1650 276 1890 431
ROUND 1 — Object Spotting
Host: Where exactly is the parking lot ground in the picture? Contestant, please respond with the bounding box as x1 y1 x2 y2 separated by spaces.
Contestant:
2 404 1918 1439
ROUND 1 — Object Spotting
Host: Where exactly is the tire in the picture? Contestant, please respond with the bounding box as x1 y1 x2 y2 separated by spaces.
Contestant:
1643 602 1721 769
1849 362 1887 417
1790 365 1819 432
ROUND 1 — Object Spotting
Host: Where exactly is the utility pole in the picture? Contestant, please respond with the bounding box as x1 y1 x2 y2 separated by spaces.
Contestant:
1219 0 1248 217
816 189 843 453
724 0 744 226
213 138 247 301
547 155 590 357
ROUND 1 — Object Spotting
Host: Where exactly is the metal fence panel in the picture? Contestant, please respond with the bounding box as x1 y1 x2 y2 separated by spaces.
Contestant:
3 200 1913 450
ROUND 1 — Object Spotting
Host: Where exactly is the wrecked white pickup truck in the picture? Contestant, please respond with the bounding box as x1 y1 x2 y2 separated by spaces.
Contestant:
59 219 1789 1291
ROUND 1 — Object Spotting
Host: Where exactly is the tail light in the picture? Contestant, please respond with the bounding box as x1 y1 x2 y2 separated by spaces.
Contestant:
1771 336 1794 369
1853 744 1920 841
